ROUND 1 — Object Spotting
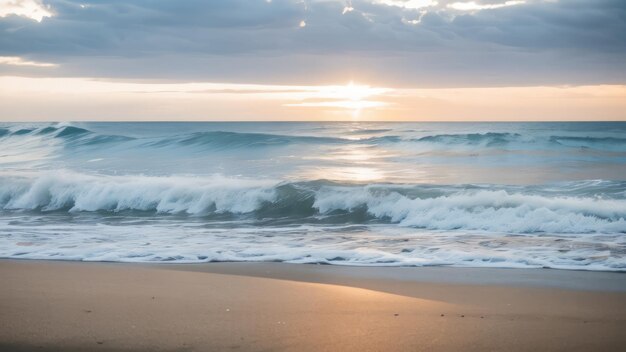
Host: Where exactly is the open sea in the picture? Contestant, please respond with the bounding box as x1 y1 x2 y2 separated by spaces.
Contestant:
0 122 625 271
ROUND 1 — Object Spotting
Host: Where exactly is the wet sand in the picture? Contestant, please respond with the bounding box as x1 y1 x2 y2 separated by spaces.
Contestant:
1 260 625 351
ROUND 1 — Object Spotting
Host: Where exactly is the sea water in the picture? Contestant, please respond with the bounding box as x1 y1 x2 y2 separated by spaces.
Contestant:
0 122 624 270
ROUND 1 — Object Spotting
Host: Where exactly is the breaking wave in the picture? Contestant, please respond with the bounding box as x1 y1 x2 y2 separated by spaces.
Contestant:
1 172 624 234
1 122 624 270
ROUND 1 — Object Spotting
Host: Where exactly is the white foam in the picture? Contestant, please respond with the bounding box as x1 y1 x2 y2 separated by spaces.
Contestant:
1 171 625 234
0 171 624 270
313 186 626 233
0 219 623 270
0 171 278 214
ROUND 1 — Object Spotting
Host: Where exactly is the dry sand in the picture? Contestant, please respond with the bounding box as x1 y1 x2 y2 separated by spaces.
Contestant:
1 260 625 351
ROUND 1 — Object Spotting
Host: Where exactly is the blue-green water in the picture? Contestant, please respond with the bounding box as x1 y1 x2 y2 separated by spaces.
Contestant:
0 122 625 270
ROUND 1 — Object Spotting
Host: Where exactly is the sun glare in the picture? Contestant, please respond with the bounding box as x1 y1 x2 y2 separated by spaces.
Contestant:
285 81 390 119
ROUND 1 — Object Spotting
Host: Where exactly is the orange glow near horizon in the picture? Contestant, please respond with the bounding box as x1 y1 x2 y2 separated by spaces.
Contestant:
0 76 625 121
284 81 390 119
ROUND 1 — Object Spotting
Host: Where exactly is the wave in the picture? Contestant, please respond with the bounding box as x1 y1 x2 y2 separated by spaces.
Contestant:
54 126 90 138
405 132 626 151
549 135 626 150
2 124 625 153
347 128 392 134
413 132 522 146
1 172 624 234
2 218 622 270
1 125 134 147
145 131 346 149
0 124 349 151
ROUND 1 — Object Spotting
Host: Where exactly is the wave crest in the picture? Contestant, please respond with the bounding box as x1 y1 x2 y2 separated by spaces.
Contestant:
414 132 522 146
2 123 626 152
1 172 624 234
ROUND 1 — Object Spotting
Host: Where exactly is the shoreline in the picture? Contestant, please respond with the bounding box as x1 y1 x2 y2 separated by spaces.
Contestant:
2 259 626 351
5 258 626 291
158 261 626 292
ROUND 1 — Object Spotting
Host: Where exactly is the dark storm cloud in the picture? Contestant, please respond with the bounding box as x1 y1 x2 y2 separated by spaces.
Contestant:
0 0 624 86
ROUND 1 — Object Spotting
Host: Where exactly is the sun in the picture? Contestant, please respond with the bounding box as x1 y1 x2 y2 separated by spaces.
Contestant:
340 81 389 118
314 81 390 118
281 81 391 119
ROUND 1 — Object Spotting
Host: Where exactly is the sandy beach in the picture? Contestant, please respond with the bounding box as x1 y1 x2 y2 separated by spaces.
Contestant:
3 0 626 348
1 260 625 351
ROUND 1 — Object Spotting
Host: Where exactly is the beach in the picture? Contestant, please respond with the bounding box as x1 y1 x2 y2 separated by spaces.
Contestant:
1 260 625 351
2 0 626 350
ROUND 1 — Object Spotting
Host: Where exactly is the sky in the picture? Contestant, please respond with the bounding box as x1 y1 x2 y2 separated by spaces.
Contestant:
0 0 625 121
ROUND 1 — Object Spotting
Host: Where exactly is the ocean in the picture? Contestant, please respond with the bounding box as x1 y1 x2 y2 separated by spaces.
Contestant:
0 122 625 270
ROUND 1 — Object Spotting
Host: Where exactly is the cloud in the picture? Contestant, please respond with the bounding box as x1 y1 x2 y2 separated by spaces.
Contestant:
0 55 56 66
447 1 526 11
0 0 624 87
0 0 53 22
376 0 438 9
